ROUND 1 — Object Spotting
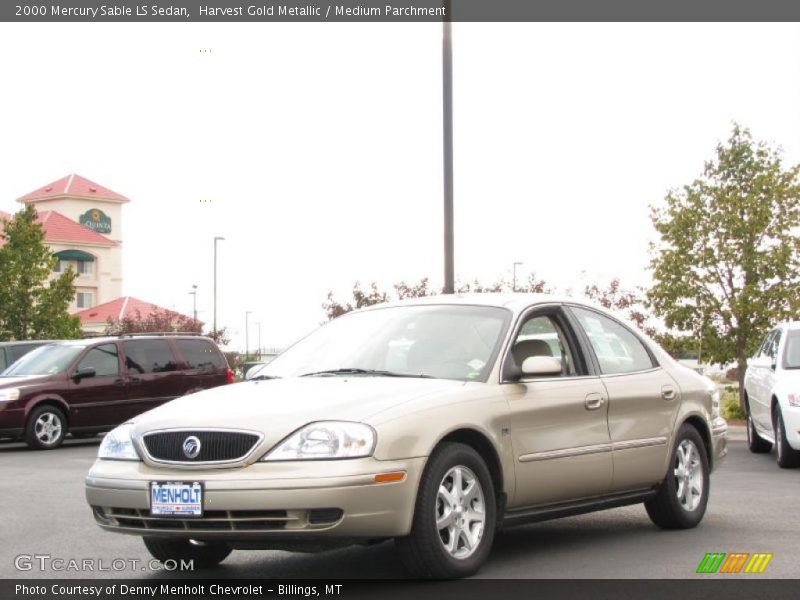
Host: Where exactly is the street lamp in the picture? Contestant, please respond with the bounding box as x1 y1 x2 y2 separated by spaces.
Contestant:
245 311 252 359
256 322 261 359
442 2 454 294
512 261 523 292
213 236 225 333
189 284 197 322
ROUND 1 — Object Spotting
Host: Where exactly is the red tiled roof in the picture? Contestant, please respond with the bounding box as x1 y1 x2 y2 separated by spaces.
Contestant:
39 210 114 246
18 173 129 203
0 209 114 248
74 296 192 324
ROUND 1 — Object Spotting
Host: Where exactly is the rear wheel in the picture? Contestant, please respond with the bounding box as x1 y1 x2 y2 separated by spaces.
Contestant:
143 538 231 569
395 442 496 578
645 424 709 529
774 408 800 469
25 405 67 449
746 408 772 454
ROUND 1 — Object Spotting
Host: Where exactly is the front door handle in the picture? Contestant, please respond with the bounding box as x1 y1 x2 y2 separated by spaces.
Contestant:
113 378 126 388
584 392 605 411
661 385 677 401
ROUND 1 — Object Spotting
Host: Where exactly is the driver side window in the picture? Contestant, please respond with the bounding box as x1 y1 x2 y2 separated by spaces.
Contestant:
511 314 577 376
76 344 120 378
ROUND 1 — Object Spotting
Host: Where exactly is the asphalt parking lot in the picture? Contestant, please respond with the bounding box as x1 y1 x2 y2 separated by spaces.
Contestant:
0 427 797 579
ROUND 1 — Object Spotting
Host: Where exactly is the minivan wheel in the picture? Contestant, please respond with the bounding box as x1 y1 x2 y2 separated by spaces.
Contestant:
25 405 67 449
645 424 709 530
774 409 800 469
395 442 496 578
746 412 772 454
143 538 231 569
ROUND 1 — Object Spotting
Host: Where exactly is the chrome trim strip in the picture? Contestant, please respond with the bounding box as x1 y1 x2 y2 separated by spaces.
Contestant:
519 443 612 462
518 437 668 462
137 427 265 467
611 436 668 451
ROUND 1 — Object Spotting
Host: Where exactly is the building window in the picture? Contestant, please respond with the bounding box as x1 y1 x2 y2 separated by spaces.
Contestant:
53 260 68 273
77 260 93 275
76 292 93 309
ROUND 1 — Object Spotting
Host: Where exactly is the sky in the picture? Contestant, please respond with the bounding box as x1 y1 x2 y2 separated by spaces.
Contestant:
1 22 799 351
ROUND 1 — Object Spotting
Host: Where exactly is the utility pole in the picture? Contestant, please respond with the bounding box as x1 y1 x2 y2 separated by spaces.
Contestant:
245 311 252 359
189 284 197 321
512 262 523 292
213 236 225 333
442 1 454 294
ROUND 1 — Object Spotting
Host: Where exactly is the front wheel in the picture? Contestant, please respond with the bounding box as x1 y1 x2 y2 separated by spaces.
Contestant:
25 405 67 449
143 538 231 569
395 442 496 578
775 409 800 469
645 424 710 529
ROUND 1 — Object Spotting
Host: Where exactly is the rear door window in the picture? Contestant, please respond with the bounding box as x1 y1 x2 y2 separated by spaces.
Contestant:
176 339 224 370
9 344 40 362
123 340 179 374
571 307 656 375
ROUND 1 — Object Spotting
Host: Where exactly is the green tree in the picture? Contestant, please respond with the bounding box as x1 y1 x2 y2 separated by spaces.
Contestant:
104 307 203 335
0 205 81 340
648 125 800 405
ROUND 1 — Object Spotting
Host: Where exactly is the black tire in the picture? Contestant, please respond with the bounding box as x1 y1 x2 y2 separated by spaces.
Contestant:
143 538 231 569
24 405 67 450
645 424 710 530
774 408 800 469
395 442 496 579
746 407 772 454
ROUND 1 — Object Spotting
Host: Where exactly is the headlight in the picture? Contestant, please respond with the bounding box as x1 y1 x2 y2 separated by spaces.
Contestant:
788 393 800 408
262 421 376 461
0 388 20 402
98 423 140 461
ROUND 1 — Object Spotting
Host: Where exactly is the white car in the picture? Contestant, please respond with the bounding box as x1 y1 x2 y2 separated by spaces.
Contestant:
743 322 800 467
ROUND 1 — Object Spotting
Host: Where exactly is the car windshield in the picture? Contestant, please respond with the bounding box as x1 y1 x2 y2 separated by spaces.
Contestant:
1 344 84 376
260 304 512 382
784 331 800 369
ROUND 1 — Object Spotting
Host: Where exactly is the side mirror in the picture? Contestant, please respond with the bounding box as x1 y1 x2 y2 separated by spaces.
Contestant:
72 367 96 381
520 356 562 377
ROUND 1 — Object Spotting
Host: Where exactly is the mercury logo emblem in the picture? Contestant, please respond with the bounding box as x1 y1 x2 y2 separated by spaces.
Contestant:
182 436 201 459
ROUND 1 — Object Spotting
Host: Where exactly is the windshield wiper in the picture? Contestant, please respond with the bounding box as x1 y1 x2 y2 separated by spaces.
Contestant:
299 368 433 379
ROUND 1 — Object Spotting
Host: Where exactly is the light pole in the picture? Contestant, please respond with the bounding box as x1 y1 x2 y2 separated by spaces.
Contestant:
256 322 261 359
245 311 252 359
512 261 523 292
442 1 454 294
189 284 197 322
213 236 225 333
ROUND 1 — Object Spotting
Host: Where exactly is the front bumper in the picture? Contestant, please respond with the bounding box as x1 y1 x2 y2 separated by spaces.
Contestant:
710 416 728 471
85 456 425 540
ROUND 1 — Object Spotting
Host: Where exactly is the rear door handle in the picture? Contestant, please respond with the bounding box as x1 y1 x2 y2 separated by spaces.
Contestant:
661 385 677 401
129 377 142 386
584 392 606 411
113 378 126 388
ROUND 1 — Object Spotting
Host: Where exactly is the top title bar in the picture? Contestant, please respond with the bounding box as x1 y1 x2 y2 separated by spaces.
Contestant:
4 0 800 22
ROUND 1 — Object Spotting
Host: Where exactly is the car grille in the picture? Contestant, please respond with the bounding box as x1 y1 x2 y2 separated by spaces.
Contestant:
95 507 291 531
141 430 261 464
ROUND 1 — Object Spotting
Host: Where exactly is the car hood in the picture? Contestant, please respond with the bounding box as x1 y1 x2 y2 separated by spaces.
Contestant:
0 374 52 388
130 376 467 447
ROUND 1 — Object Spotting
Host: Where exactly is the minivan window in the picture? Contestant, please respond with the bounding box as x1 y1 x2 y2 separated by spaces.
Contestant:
783 331 800 369
176 339 224 370
2 345 84 376
76 344 120 377
9 344 39 362
571 307 655 375
123 340 178 374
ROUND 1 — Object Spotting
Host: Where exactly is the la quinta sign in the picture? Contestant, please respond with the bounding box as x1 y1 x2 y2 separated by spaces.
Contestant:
79 209 112 234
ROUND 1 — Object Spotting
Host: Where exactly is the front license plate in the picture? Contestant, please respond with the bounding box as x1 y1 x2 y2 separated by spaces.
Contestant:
150 481 203 517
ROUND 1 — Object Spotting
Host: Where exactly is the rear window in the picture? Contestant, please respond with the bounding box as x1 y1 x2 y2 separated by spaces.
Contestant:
176 339 224 370
9 344 41 362
123 340 178 374
0 350 6 371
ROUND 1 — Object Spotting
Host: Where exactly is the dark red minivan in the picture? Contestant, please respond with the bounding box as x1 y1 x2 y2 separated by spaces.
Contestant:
0 334 233 449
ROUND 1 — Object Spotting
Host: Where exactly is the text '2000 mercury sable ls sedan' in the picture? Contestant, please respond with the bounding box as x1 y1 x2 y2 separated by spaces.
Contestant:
85 294 727 578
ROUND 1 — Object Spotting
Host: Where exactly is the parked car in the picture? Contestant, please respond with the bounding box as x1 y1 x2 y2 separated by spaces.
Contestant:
743 321 800 467
0 334 233 449
85 295 727 578
0 340 55 373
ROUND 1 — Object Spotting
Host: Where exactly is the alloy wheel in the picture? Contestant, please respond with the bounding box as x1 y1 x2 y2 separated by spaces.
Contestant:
674 439 703 511
35 412 62 445
436 465 486 559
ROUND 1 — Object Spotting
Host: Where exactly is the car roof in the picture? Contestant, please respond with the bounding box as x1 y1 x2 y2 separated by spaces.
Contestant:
0 340 55 347
41 335 215 347
361 293 601 315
